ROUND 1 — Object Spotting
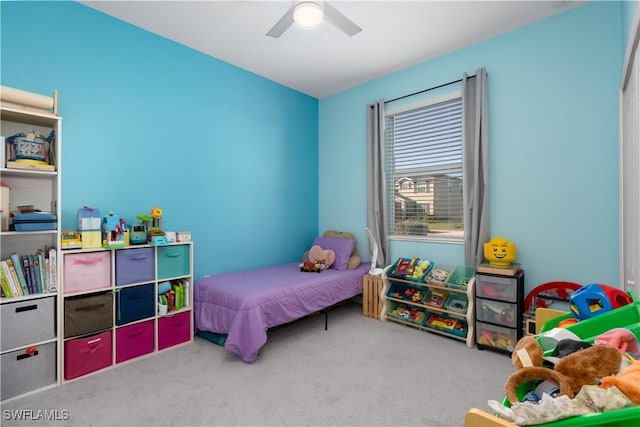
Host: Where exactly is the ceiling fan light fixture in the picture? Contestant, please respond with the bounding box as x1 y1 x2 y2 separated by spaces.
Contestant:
293 1 324 28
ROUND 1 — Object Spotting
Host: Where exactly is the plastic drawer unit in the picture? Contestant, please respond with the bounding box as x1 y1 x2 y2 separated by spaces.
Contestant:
64 330 112 380
475 270 525 354
476 298 518 328
157 244 190 280
475 273 520 303
1 295 56 351
115 247 155 286
1 341 56 400
63 251 111 294
115 320 154 363
476 321 518 352
158 311 191 350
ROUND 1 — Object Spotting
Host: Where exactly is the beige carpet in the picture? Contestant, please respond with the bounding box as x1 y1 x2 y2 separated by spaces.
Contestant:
0 301 515 426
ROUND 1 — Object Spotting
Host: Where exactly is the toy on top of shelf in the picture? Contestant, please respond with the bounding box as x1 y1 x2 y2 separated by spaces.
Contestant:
78 206 102 249
569 283 633 321
128 224 147 245
150 206 163 228
102 210 126 248
483 236 517 266
142 206 169 246
61 231 82 249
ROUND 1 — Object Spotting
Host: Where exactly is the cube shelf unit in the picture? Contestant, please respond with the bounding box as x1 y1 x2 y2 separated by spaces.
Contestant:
380 264 476 347
60 242 193 382
1 93 61 402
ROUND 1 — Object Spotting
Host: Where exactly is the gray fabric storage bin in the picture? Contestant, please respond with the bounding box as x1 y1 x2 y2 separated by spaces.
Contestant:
64 292 113 338
1 295 56 351
1 341 56 400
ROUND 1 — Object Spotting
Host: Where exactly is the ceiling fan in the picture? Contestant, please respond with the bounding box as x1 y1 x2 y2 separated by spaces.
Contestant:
266 1 362 38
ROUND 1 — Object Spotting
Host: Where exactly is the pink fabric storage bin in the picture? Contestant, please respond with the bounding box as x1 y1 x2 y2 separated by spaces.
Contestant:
64 251 111 294
158 311 191 350
115 320 154 363
64 330 112 380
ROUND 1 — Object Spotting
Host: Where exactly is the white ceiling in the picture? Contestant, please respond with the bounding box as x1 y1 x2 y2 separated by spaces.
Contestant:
80 0 586 99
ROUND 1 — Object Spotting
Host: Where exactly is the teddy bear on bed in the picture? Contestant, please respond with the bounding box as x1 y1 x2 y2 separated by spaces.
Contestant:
299 245 335 273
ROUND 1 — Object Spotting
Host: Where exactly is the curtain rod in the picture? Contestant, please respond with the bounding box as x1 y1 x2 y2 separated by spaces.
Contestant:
384 74 476 105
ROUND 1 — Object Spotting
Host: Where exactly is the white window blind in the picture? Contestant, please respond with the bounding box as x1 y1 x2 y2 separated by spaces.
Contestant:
385 95 464 240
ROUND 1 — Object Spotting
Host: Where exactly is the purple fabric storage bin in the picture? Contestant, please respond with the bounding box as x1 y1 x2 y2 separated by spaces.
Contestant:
158 311 191 350
115 248 155 286
64 330 112 380
115 320 154 363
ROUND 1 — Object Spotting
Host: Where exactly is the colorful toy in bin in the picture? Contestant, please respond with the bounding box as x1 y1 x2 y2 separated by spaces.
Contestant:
426 313 466 337
402 287 425 303
388 256 432 281
570 283 633 320
408 259 431 281
430 268 449 283
390 304 425 323
428 289 448 307
483 236 516 266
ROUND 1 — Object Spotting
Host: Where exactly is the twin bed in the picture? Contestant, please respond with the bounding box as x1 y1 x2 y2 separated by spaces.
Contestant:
194 232 369 363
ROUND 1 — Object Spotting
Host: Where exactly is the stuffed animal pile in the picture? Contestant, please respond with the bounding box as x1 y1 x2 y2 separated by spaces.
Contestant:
299 245 335 273
505 335 622 404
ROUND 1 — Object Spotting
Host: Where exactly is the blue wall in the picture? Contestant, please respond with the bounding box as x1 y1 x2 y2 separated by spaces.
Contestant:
319 1 624 293
1 1 319 280
2 1 633 293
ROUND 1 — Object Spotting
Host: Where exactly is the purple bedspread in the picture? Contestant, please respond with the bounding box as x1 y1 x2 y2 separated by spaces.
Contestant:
194 262 370 363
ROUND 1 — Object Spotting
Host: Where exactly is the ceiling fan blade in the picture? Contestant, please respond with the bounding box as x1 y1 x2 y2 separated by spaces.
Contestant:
323 2 361 37
266 6 295 38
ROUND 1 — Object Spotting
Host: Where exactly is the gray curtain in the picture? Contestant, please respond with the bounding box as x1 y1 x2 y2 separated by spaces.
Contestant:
462 68 489 265
366 100 389 267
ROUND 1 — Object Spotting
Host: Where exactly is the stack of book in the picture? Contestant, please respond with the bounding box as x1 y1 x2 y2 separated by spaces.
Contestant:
157 279 189 312
0 247 57 298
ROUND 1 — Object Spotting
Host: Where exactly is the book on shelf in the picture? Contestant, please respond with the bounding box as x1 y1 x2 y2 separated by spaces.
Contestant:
37 250 47 293
6 258 24 296
31 254 41 294
476 262 522 276
0 262 15 297
21 255 34 294
48 247 57 292
2 260 21 296
183 279 190 306
0 249 56 297
9 253 29 295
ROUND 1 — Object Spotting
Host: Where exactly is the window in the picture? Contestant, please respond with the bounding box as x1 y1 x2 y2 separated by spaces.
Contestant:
385 92 463 240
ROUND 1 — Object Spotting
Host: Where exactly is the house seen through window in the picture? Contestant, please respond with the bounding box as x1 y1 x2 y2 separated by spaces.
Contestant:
385 92 463 240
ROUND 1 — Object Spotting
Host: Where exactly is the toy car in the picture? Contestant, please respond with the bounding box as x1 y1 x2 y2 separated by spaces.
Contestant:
129 224 148 245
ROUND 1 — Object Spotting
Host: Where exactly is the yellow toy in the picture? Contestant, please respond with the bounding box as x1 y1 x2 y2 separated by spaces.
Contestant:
483 236 517 266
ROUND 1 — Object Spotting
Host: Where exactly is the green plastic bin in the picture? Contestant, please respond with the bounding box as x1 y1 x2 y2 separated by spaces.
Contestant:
501 292 640 426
